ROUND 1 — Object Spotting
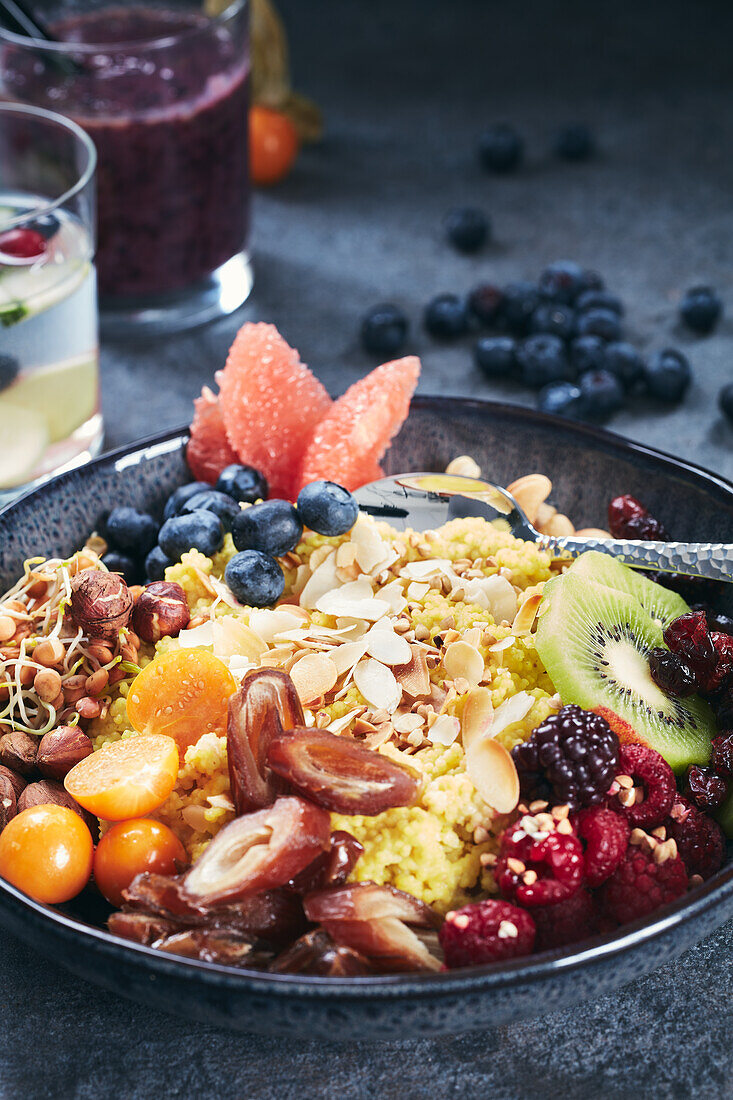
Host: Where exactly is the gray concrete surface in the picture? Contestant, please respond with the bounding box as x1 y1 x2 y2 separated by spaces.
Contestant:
2 0 733 1095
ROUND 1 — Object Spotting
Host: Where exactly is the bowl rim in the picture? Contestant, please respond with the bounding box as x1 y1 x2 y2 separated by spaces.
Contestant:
1 393 732 999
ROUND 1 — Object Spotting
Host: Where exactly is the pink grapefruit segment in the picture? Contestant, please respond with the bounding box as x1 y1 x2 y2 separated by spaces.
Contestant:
297 356 420 493
187 386 239 484
217 323 332 500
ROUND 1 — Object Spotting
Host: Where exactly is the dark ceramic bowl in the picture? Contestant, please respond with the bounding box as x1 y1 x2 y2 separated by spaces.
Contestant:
1 396 732 1040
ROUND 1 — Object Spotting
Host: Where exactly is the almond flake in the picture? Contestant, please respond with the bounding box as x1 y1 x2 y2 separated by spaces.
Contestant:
378 580 408 615
466 737 520 814
354 658 402 713
336 564 361 584
462 626 484 649
336 542 358 568
181 805 210 831
363 721 395 749
326 707 366 734
511 592 543 636
289 651 339 705
488 637 515 654
316 579 391 621
226 655 257 680
213 617 267 661
351 514 392 573
407 582 430 600
299 551 339 610
291 565 310 597
365 622 413 665
491 691 534 737
426 713 460 747
207 794 235 811
444 640 484 688
401 559 455 581
208 575 246 610
392 712 425 734
249 607 308 643
329 640 369 676
394 645 431 698
258 646 297 669
334 617 370 640
460 686 494 752
464 574 518 623
310 544 337 571
176 620 215 648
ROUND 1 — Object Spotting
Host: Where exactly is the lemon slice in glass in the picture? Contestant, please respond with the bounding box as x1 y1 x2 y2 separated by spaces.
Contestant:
0 403 49 488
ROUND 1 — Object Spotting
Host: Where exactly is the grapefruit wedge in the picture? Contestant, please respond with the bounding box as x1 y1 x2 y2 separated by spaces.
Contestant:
187 386 239 484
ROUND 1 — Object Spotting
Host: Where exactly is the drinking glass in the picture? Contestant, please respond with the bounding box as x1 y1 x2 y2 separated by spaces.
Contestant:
0 0 252 335
0 101 100 504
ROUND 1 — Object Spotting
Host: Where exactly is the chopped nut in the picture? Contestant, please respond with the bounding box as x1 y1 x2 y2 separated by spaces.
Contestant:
70 569 133 642
506 857 526 875
556 818 573 835
615 774 634 790
522 870 538 886
37 726 94 780
132 581 190 644
497 919 519 939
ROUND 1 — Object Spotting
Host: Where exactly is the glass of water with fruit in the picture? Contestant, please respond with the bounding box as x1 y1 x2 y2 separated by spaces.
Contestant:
0 102 101 503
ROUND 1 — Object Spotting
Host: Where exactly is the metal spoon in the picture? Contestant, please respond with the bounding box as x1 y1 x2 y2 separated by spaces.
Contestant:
354 472 733 583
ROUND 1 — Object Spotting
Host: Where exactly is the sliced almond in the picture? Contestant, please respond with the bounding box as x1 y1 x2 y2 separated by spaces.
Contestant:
248 607 309 643
575 527 613 539
488 636 515 654
378 580 408 615
426 713 461 747
326 707 366 735
401 559 455 581
309 544 337 571
299 551 339 610
213 616 268 661
506 474 552 525
336 542 358 569
462 626 484 649
258 645 297 669
351 514 392 573
353 658 402 713
329 640 369 676
288 652 339 704
392 712 425 735
491 691 534 737
365 622 412 666
407 581 430 601
316 579 391 621
176 620 215 649
460 686 494 752
394 645 431 699
362 721 395 749
511 592 543 637
291 564 310 597
207 793 236 811
466 737 520 814
444 640 484 688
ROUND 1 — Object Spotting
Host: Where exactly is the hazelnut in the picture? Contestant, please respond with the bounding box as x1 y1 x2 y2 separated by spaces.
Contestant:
17 780 97 838
0 773 16 830
70 569 133 643
37 726 93 780
0 764 26 800
0 729 38 775
132 581 190 644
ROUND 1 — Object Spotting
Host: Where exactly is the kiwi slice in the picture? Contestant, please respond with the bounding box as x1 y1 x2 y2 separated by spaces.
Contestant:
536 572 714 771
563 551 688 628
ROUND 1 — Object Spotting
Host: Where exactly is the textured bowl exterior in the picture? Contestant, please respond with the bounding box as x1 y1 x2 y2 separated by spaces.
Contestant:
1 396 733 1039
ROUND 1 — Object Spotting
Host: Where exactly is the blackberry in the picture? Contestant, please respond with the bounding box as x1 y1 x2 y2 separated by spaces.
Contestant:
511 704 620 810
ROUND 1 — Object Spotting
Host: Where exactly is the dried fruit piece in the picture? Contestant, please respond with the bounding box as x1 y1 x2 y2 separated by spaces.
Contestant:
183 796 330 904
270 929 372 975
187 386 239 484
267 727 421 814
320 917 440 972
127 649 237 753
155 928 272 967
289 830 364 894
303 881 439 927
64 733 179 820
227 668 305 814
108 910 178 945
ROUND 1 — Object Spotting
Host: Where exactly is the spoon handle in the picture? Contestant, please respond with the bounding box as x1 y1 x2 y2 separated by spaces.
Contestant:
539 534 733 583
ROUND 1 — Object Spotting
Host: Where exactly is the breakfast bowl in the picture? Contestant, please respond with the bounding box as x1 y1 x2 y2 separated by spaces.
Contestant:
1 395 732 1040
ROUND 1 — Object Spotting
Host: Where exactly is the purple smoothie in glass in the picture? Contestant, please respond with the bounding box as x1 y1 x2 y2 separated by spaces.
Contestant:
3 6 249 299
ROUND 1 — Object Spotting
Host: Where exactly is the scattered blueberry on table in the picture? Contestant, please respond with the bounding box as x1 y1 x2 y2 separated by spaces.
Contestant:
719 383 733 425
424 293 469 340
554 123 596 161
679 286 723 335
444 207 490 254
360 304 409 358
478 123 524 173
474 335 517 378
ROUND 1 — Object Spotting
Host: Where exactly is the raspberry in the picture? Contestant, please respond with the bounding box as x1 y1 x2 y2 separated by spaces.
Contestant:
608 495 669 541
439 899 535 968
532 889 600 952
575 806 630 887
710 732 733 777
609 743 676 829
666 796 725 881
511 705 619 810
663 611 715 687
496 819 585 907
684 765 728 812
599 846 688 925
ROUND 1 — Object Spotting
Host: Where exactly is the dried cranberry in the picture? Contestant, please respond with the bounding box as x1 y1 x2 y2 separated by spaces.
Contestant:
663 611 716 685
0 227 46 259
496 820 585 907
608 495 669 541
532 889 600 952
599 846 688 925
648 647 698 697
704 632 733 695
610 743 676 829
710 732 733 777
575 806 630 887
684 765 728 812
439 899 536 967
666 796 725 880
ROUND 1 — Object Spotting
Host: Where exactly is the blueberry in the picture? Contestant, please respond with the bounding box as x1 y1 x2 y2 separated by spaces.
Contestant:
158 511 224 560
163 481 212 520
516 334 573 388
467 283 504 327
576 290 624 316
145 545 171 581
216 464 268 505
360 303 409 357
297 481 359 536
474 336 517 378
101 551 140 586
231 499 303 558
720 383 733 423
679 286 723 335
444 207 490 254
0 354 19 393
603 341 644 390
538 261 586 304
554 124 595 161
501 281 541 335
225 550 284 608
478 124 524 173
642 349 692 402
575 308 622 342
578 269 605 294
180 490 240 531
538 381 586 419
105 507 159 556
570 334 606 374
529 302 576 340
424 294 469 340
579 369 625 419
31 212 60 240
